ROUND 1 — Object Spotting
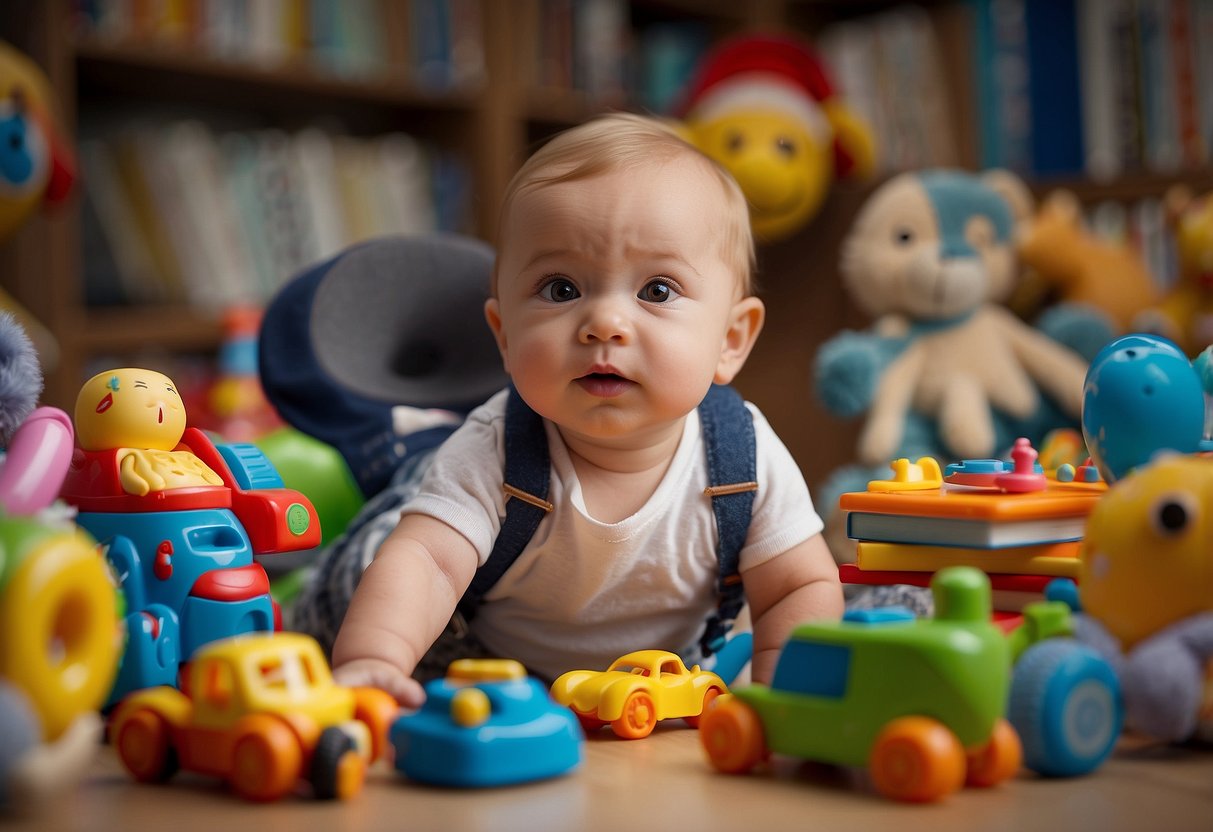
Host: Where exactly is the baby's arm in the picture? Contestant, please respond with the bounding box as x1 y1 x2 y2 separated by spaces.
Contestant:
742 533 843 684
331 513 479 708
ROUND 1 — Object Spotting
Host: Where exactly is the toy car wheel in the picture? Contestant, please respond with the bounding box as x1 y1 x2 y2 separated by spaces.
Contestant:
310 726 367 801
230 714 304 802
572 706 605 733
611 690 658 739
965 718 1023 787
699 696 767 774
1009 639 1122 778
113 707 178 783
870 716 966 802
683 686 723 728
353 687 399 762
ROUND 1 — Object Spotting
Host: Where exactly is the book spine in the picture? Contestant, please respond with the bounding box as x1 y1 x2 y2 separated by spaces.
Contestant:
1078 0 1121 178
1025 0 1085 176
1169 0 1205 167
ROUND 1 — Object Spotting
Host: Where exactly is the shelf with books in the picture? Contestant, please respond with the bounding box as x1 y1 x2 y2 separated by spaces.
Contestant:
74 37 484 117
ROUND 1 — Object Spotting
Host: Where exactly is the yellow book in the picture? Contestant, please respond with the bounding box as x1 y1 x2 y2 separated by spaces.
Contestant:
855 541 1082 579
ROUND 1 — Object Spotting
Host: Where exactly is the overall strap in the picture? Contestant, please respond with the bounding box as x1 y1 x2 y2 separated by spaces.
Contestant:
697 383 757 657
456 386 551 622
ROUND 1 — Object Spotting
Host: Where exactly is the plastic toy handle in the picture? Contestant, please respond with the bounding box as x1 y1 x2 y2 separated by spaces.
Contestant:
0 405 74 514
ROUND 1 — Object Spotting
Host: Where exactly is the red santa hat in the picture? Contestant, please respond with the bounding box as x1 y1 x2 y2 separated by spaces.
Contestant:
678 35 862 177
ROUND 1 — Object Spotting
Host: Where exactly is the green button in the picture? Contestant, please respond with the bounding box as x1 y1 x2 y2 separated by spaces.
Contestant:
286 503 311 536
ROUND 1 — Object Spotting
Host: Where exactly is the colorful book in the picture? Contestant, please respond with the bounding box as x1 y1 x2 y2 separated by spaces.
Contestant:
854 541 1083 579
839 564 1060 593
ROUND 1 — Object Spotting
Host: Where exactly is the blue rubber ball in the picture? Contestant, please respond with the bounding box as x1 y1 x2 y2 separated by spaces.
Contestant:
1081 334 1204 483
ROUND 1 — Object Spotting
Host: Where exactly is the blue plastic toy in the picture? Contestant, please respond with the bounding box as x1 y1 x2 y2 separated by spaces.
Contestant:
59 368 321 705
390 659 583 788
1081 333 1213 483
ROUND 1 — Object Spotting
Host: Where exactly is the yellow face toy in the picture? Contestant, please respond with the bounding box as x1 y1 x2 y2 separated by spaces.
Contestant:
679 35 875 243
687 110 833 243
1080 454 1213 650
75 368 188 452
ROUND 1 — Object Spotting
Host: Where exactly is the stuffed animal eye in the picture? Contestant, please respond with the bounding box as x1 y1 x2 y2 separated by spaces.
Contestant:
726 131 744 153
893 228 914 245
774 136 796 158
1149 493 1196 536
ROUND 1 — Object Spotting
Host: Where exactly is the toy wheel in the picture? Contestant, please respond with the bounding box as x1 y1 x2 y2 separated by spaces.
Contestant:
353 687 399 762
573 707 605 733
1009 639 1122 777
699 696 767 774
311 727 366 801
113 707 178 783
965 718 1023 787
684 686 723 728
870 716 966 803
612 690 658 739
230 714 304 802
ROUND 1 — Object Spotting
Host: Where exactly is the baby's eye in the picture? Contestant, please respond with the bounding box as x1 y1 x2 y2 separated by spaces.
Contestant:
539 278 580 302
638 279 675 303
893 227 915 245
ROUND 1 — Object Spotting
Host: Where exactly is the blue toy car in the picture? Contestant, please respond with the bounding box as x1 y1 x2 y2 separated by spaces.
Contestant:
390 659 583 788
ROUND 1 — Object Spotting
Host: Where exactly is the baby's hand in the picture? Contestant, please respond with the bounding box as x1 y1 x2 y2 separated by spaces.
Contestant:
334 657 426 709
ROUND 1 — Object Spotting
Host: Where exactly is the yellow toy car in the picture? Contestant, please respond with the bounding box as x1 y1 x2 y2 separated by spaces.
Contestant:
550 650 727 739
108 632 397 802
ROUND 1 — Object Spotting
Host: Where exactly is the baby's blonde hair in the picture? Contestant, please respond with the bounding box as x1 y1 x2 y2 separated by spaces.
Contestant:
494 112 756 295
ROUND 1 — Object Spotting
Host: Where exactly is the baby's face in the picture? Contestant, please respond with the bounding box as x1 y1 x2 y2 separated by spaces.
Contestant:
489 156 747 445
75 368 187 451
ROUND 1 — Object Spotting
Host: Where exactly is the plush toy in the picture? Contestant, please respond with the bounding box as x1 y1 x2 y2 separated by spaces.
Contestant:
0 41 76 367
676 34 876 242
1074 454 1213 744
1012 189 1158 334
1133 186 1213 357
0 312 119 814
0 40 75 240
816 169 1090 468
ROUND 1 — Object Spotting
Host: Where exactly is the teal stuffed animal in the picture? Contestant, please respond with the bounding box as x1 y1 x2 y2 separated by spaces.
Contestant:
814 170 1109 514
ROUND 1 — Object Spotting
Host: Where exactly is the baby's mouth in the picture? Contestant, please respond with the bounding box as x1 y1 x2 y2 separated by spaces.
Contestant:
575 372 633 398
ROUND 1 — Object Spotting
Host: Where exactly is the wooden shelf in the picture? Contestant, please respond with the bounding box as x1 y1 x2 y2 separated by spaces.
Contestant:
66 305 223 352
74 36 481 117
1029 169 1213 203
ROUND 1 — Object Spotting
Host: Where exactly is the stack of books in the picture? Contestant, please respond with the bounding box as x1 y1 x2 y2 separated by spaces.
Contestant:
839 476 1105 627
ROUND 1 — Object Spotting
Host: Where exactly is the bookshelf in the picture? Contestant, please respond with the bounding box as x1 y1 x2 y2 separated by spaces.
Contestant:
0 0 1210 499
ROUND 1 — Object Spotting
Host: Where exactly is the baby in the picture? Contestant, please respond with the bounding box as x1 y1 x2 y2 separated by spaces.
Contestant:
328 113 842 705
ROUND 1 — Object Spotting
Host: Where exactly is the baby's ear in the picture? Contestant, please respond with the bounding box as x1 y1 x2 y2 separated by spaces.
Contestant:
715 297 765 384
483 298 507 363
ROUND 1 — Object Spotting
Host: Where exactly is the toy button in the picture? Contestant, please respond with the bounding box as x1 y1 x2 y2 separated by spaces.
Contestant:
867 457 942 492
945 458 1008 487
153 540 173 581
994 438 1048 493
286 503 311 536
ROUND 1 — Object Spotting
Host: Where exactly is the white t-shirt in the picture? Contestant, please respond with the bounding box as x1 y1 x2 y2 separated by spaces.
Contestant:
402 388 823 680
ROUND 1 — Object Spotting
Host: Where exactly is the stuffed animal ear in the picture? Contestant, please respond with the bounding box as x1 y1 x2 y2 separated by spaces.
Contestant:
1041 189 1082 225
823 99 876 179
980 169 1034 225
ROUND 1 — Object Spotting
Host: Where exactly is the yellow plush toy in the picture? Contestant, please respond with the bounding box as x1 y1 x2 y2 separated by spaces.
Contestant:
677 34 876 242
1134 186 1213 356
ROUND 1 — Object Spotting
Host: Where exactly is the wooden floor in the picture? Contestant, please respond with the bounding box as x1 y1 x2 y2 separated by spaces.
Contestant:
8 728 1212 832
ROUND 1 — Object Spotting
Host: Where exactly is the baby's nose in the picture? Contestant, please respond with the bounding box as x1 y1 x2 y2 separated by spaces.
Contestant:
578 299 633 343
